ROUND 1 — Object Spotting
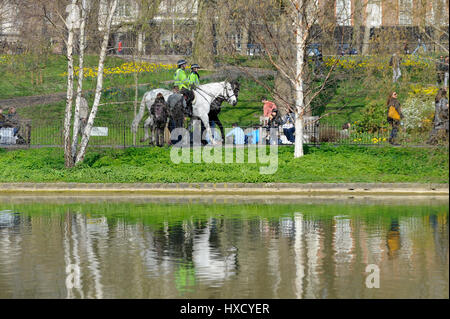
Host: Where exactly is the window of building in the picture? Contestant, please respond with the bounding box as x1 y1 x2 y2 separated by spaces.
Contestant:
366 1 382 28
336 0 352 26
116 0 132 17
398 0 412 25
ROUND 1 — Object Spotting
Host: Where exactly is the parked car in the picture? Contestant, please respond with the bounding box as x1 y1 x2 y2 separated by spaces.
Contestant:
338 43 358 56
247 43 262 56
307 43 322 57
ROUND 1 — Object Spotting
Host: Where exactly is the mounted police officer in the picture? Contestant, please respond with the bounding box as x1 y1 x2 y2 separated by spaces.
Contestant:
174 59 189 91
174 59 194 117
188 64 200 89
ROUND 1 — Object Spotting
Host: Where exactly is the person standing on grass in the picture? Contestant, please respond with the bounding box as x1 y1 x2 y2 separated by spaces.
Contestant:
225 123 245 145
151 93 169 147
386 91 403 146
428 88 449 145
436 55 445 86
390 53 402 83
245 125 261 145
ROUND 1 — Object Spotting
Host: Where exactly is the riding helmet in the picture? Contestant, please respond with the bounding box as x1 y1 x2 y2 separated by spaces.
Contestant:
177 59 187 67
191 64 200 69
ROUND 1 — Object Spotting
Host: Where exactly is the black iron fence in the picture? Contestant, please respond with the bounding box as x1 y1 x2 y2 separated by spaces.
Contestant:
2 119 433 148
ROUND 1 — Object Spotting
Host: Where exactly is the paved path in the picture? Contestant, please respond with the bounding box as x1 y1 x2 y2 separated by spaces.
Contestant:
0 182 448 197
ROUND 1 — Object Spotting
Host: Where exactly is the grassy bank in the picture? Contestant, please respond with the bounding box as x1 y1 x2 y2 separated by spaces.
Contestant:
0 54 177 99
0 145 447 183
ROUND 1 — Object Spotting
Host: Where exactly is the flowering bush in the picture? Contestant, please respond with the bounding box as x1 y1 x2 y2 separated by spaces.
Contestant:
60 62 177 78
323 55 432 72
408 84 439 97
401 97 435 131
0 55 11 65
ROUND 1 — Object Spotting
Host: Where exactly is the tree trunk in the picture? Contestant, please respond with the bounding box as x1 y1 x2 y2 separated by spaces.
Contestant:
352 0 363 54
321 1 336 55
362 2 371 56
240 19 249 56
63 0 78 168
293 1 307 158
216 0 230 56
75 0 118 164
133 31 140 146
193 0 215 68
432 0 442 52
71 0 87 160
294 113 304 158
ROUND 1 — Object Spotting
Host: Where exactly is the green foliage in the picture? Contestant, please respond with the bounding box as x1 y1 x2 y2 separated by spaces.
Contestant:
353 99 389 133
216 55 275 69
0 146 447 183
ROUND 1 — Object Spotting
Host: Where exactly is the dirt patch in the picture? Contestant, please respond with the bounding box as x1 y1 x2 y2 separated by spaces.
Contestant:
0 92 67 109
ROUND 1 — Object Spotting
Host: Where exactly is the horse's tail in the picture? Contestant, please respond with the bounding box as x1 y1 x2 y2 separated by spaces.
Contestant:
132 92 147 134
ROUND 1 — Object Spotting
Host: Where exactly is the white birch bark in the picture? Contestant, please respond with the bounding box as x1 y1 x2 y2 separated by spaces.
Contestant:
72 0 88 159
63 0 79 168
293 0 307 158
75 0 118 164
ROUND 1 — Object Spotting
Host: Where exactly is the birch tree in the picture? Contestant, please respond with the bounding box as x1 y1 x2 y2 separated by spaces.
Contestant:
63 0 79 167
248 0 323 158
222 0 360 158
75 0 118 164
60 0 118 167
71 0 88 160
291 0 310 158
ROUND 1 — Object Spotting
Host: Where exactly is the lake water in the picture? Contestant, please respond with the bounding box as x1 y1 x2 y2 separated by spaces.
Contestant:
0 197 448 299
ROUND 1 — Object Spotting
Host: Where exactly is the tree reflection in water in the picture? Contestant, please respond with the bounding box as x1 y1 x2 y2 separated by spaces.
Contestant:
0 202 447 299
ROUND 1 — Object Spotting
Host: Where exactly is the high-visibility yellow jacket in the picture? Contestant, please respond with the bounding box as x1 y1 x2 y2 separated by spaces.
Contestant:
188 72 200 88
174 68 189 90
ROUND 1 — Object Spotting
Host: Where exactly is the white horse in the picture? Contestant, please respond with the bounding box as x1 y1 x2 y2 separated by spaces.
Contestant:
132 81 239 145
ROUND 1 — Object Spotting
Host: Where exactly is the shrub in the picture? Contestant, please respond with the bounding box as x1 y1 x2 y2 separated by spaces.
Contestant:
354 99 388 133
401 96 435 132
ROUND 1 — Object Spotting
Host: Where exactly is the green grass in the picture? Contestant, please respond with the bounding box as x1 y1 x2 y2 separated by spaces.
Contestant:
0 145 447 183
0 54 177 99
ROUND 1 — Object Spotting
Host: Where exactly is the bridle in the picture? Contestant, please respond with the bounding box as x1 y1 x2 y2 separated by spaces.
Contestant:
194 82 238 104
222 82 240 103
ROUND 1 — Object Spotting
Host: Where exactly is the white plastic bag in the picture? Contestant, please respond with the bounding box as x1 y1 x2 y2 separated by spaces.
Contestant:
0 128 17 144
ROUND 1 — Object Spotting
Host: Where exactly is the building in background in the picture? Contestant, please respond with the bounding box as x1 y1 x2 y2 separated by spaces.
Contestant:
1 0 448 55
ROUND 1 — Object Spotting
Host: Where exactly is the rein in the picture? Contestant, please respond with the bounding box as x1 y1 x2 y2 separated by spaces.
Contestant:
194 83 236 103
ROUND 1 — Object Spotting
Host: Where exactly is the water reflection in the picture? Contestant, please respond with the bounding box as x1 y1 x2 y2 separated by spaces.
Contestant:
0 203 448 299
